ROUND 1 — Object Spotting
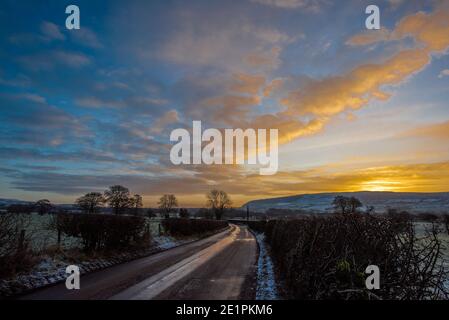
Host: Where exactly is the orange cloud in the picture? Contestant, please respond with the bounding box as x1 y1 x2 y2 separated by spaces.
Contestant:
244 47 282 70
346 28 392 46
263 4 449 144
176 4 449 171
230 73 266 95
150 110 180 134
401 120 449 140
281 48 429 118
263 78 283 97
143 161 449 207
348 4 449 51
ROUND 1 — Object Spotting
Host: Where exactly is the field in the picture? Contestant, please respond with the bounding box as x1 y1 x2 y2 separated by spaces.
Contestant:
14 213 164 252
415 222 449 276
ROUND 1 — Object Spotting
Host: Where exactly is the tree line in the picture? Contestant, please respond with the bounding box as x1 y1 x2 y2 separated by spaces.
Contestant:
5 185 233 221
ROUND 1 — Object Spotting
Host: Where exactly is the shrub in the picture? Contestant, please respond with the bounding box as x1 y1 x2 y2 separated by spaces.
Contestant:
0 213 35 278
51 213 149 252
6 204 33 214
417 212 439 222
263 214 448 300
196 208 214 220
444 214 449 235
179 208 190 219
162 218 228 237
247 220 267 233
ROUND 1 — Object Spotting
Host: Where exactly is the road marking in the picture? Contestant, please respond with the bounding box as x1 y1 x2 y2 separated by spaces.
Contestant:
110 225 240 300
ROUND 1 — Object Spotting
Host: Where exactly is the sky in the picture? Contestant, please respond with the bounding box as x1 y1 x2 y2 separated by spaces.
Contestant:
1 0 449 207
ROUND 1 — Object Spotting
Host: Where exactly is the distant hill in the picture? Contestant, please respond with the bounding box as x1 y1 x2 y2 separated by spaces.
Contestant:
0 198 33 206
242 191 449 214
0 198 77 210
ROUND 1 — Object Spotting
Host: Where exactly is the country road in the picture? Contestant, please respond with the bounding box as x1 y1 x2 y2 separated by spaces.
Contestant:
18 224 257 300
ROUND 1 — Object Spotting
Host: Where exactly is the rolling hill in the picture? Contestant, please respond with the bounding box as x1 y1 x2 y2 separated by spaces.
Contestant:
242 191 449 214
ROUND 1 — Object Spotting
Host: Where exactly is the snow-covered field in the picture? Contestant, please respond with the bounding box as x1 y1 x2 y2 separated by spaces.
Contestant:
243 191 449 214
17 213 164 252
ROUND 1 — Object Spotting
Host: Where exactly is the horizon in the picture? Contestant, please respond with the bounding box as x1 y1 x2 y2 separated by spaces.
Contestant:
1 1 449 207
3 189 449 208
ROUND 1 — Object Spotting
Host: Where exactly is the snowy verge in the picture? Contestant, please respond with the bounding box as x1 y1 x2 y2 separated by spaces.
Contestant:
254 232 279 300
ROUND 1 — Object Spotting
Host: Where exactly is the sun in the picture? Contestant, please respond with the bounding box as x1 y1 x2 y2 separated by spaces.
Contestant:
361 180 402 192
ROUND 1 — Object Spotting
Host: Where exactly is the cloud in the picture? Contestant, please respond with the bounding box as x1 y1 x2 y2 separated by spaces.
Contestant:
281 49 429 118
150 110 180 134
53 51 91 68
347 4 449 51
231 47 430 144
387 0 405 10
76 97 125 109
4 2 449 205
269 5 449 144
244 47 282 70
4 159 449 206
0 74 31 87
172 5 449 148
13 93 46 104
401 120 449 139
346 28 392 47
70 27 103 48
249 0 326 11
263 78 284 97
40 21 65 41
76 96 168 113
0 147 119 164
0 93 90 147
169 3 449 147
230 73 266 95
19 50 91 71
134 6 292 70
438 69 449 78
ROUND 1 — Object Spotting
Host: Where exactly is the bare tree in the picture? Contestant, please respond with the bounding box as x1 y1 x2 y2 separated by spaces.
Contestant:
332 196 348 215
158 194 178 219
130 194 143 215
206 190 232 220
34 199 53 215
76 192 105 214
332 196 363 214
104 185 131 215
348 197 363 213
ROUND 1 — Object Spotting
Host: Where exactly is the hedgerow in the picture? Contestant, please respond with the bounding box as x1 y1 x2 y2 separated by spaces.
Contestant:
254 214 448 300
51 213 149 252
161 218 228 237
